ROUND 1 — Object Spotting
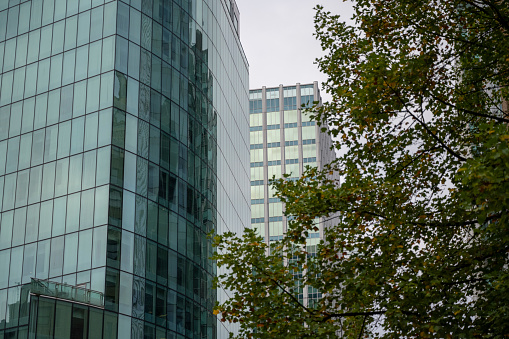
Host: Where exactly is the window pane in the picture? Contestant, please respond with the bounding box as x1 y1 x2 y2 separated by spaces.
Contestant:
41 0 55 26
40 162 56 202
88 308 103 339
66 0 78 17
54 0 66 21
90 6 104 42
12 67 26 102
86 76 100 114
78 0 91 12
70 116 85 155
68 154 83 194
44 125 58 162
54 301 71 338
52 196 66 237
64 15 77 51
92 225 107 268
116 2 129 38
118 272 133 316
28 166 42 204
94 185 108 226
27 29 40 64
36 297 55 338
126 77 139 115
88 40 102 77
82 150 97 190
47 89 60 125
6 137 20 174
120 229 133 272
63 233 78 274
100 72 113 109
80 188 95 230
9 246 24 286
77 229 93 271
0 211 13 250
24 63 38 99
52 20 64 55
62 50 76 86
57 120 71 158
35 239 50 279
124 151 136 192
31 129 46 167
125 114 137 153
128 43 140 81
39 25 52 60
103 2 116 37
14 170 29 208
6 6 19 40
54 157 69 197
3 39 15 73
72 80 86 118
96 146 110 186
22 243 37 284
34 93 48 130
49 53 64 91
18 134 32 171
75 45 88 82
38 200 53 240
49 236 64 278
21 97 35 134
0 11 6 41
0 71 13 106
66 192 80 233
2 173 16 211
84 112 98 151
77 11 91 47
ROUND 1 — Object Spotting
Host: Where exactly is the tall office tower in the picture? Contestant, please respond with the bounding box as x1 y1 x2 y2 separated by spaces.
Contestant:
0 0 249 338
249 82 336 307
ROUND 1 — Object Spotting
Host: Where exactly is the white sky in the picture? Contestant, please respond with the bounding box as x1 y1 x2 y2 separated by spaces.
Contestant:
235 0 355 97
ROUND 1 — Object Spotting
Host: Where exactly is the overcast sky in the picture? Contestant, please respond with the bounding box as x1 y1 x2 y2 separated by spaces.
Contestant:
235 0 355 97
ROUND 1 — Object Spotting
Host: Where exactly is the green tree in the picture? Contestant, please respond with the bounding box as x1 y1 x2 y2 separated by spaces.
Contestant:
213 0 509 337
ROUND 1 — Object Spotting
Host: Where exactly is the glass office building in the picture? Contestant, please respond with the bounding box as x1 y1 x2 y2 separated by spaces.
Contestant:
0 0 249 338
249 82 336 307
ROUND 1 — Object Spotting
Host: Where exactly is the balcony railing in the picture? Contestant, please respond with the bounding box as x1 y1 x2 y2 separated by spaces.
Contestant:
30 278 104 308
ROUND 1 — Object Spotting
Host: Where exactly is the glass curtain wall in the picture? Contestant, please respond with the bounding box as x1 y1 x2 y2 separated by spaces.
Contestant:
0 0 249 338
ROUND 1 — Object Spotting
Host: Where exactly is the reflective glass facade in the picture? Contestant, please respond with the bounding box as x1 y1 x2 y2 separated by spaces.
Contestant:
249 82 336 307
0 0 249 337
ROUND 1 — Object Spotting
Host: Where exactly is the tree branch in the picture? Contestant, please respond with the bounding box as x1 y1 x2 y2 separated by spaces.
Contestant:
441 277 487 286
358 315 368 339
354 209 504 229
463 0 509 32
324 310 386 320
382 78 468 162
248 261 316 316
390 147 441 179
323 309 419 321
429 92 509 124
411 211 503 227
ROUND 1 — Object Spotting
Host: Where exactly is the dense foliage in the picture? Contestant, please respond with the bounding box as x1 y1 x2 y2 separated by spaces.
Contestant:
213 0 509 337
